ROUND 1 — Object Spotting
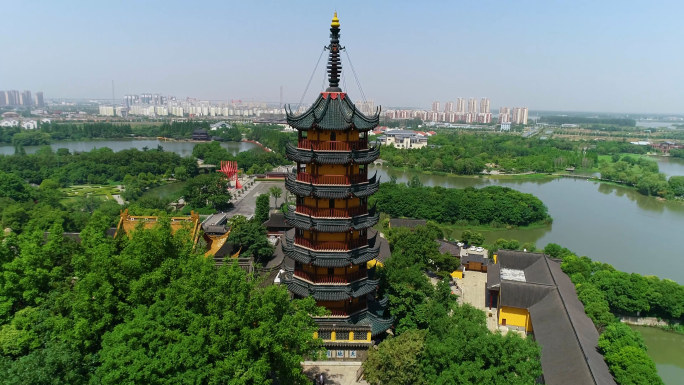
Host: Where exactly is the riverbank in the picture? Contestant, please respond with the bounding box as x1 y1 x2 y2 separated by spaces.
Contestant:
379 163 684 202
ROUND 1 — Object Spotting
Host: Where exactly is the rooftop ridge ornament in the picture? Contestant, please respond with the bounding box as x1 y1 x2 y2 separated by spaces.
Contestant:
325 12 344 92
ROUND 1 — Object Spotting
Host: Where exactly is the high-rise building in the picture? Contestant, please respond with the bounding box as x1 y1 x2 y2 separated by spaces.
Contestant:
444 101 454 113
282 13 391 360
0 91 6 106
480 97 490 114
34 92 44 107
431 101 440 112
468 97 477 114
512 107 529 125
7 90 19 106
20 90 32 107
456 97 465 113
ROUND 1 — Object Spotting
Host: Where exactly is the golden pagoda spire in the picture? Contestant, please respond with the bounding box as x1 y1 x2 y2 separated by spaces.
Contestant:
331 12 340 28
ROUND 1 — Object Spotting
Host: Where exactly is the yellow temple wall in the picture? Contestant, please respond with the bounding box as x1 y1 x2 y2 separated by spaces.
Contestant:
499 306 533 332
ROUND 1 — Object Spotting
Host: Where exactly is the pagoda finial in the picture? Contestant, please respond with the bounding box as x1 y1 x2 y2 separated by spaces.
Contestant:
326 12 343 92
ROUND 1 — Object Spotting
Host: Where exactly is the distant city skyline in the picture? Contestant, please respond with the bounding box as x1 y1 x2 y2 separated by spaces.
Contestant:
1 1 683 114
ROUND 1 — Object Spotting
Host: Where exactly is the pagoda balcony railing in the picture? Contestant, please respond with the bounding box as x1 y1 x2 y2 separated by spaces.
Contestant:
294 236 367 251
283 232 380 267
292 269 369 284
298 139 368 151
285 207 379 232
285 172 380 199
323 306 367 318
296 172 367 185
285 143 379 165
295 205 368 218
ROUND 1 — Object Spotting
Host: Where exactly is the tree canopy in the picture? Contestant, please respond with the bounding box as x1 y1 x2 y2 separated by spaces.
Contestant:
371 181 551 226
0 212 321 384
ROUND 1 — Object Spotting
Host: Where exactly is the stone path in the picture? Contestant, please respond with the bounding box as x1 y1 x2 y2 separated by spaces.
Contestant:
455 271 500 332
301 362 368 385
226 180 285 218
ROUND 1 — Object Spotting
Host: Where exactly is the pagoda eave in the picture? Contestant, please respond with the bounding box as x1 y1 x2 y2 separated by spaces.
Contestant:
285 143 380 165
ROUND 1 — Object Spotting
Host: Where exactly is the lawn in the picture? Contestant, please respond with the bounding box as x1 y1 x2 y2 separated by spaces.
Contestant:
61 184 122 203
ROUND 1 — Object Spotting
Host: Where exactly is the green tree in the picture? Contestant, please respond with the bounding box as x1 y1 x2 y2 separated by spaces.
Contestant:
95 261 321 385
461 230 485 246
255 194 270 224
0 171 32 202
269 186 282 209
226 215 274 263
364 329 428 385
182 173 232 211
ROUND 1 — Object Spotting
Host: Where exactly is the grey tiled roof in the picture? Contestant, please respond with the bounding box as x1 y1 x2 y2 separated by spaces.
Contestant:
493 251 616 385
286 93 379 131
437 240 461 256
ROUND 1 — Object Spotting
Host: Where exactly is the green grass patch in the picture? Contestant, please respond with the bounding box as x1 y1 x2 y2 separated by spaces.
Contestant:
141 182 186 201
61 184 122 200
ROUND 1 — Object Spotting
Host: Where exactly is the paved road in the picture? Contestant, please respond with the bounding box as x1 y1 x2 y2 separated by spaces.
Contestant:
227 180 285 218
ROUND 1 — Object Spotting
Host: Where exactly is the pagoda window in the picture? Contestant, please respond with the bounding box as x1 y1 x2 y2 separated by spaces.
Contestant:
330 132 337 141
329 199 335 208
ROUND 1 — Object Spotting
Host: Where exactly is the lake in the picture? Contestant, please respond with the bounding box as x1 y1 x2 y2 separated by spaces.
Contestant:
368 163 684 283
0 139 257 156
630 326 684 385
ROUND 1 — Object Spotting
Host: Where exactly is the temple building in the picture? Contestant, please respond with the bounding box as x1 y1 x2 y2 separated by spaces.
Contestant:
281 13 392 361
486 251 616 385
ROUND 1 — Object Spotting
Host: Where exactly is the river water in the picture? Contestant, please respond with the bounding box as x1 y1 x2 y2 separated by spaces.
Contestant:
629 326 684 385
0 139 256 156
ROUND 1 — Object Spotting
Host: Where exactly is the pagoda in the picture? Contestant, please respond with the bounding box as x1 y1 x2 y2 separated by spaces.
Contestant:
282 13 392 360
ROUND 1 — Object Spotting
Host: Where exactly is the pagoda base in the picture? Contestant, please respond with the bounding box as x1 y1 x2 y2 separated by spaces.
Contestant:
312 298 393 361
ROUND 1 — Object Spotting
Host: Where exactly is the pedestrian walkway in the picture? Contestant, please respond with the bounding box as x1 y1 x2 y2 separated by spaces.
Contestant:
455 271 501 332
302 362 368 385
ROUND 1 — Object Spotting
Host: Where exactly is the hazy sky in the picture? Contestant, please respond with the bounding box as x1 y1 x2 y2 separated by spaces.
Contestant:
2 0 683 113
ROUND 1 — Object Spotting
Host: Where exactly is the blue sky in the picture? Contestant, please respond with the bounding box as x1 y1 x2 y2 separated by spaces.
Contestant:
2 0 683 113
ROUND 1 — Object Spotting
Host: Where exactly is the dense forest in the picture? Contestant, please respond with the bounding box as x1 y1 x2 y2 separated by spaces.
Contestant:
370 179 551 227
1 121 246 146
381 134 600 174
379 133 659 175
0 146 194 185
599 155 684 198
0 215 322 384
